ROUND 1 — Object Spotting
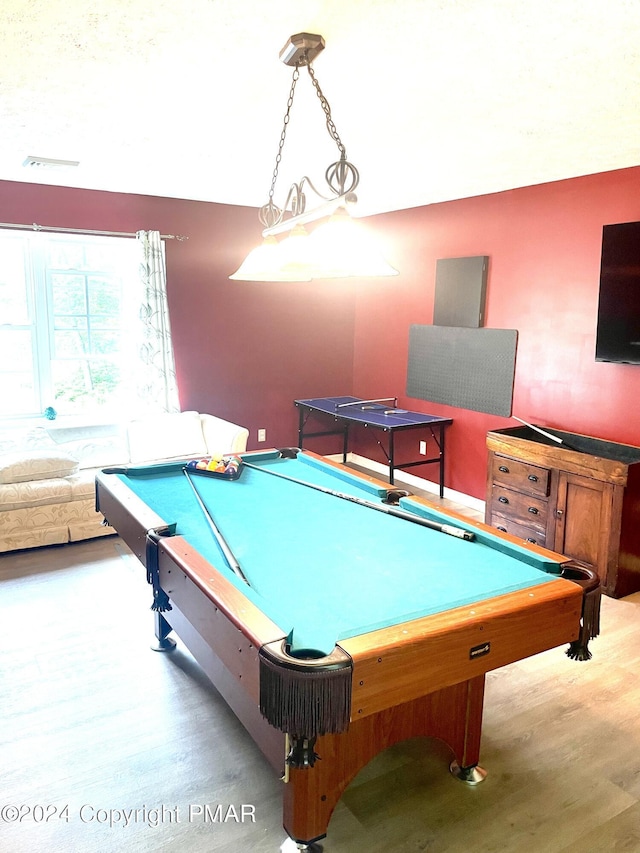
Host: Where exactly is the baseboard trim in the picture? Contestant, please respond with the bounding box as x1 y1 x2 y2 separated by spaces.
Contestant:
326 452 485 515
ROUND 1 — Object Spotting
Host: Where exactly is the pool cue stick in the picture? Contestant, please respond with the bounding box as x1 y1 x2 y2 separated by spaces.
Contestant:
512 416 563 444
241 460 475 541
182 469 250 586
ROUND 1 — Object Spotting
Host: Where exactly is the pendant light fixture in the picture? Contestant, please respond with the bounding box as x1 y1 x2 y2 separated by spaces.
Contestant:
230 33 398 282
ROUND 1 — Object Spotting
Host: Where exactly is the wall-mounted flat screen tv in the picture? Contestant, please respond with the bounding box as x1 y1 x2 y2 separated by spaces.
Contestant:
595 220 640 364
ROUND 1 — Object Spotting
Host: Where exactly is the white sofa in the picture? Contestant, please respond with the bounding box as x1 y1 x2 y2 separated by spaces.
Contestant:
0 411 249 553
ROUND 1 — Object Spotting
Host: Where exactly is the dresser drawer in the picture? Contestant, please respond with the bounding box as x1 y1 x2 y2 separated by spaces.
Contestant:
489 514 547 548
489 485 548 533
490 454 550 497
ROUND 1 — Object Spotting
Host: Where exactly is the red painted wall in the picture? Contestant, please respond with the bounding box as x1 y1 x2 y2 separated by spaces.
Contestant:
3 167 640 503
352 166 640 500
0 181 356 448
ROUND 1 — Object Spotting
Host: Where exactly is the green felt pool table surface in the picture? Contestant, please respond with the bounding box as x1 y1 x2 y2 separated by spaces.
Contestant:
107 449 567 653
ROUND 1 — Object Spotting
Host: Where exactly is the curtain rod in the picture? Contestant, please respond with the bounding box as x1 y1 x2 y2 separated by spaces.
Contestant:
0 222 188 241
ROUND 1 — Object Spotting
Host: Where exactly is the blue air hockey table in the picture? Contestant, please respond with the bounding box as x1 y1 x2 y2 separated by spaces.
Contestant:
295 395 452 496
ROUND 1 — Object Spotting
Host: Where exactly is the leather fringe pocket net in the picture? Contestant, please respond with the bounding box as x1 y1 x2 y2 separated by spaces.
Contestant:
259 640 352 739
561 562 601 661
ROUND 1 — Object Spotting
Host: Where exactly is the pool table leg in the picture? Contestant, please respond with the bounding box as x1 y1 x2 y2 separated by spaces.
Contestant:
450 761 488 784
448 663 487 784
282 675 486 845
279 839 323 852
151 612 176 652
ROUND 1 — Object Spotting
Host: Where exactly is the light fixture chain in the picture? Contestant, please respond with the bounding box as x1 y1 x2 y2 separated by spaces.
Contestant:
267 65 300 204
231 34 399 280
306 63 346 160
258 38 358 230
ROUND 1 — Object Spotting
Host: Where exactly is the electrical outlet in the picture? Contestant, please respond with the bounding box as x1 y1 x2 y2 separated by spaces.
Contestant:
258 428 266 442
419 440 427 455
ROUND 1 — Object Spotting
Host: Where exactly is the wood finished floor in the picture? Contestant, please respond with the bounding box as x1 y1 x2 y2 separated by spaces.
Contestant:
1 535 639 853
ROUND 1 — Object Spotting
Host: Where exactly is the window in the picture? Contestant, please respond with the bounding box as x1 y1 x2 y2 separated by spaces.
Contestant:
0 230 139 421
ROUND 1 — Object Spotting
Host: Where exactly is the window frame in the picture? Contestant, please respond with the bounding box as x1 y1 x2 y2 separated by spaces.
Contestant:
0 229 138 423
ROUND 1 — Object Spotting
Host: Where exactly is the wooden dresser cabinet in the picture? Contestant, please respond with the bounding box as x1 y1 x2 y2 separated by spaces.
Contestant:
485 426 640 598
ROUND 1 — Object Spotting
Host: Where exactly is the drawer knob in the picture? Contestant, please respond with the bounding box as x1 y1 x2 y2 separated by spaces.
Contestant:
528 506 539 515
496 526 507 532
526 537 537 544
498 496 509 504
498 465 509 473
528 474 539 482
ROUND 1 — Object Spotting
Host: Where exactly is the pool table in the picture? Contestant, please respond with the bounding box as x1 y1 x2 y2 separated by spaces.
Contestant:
95 449 597 849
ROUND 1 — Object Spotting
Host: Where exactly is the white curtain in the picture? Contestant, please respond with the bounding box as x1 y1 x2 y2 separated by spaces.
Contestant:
134 230 180 413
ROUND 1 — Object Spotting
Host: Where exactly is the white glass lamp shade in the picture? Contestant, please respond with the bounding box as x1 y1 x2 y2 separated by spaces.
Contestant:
230 234 312 281
273 224 315 280
308 208 398 278
230 211 398 281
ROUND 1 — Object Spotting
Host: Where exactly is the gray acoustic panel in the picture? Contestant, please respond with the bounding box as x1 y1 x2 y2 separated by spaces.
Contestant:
406 325 518 416
433 256 489 327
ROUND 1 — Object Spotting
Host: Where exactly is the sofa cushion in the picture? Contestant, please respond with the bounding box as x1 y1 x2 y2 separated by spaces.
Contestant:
0 451 79 484
59 436 130 470
200 413 249 456
127 410 208 463
0 478 73 511
67 470 100 500
0 426 57 455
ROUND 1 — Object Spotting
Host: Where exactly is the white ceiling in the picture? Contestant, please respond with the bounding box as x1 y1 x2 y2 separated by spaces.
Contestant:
2 0 640 216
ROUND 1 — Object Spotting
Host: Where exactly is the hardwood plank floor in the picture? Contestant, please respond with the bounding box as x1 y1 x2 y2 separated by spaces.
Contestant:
1 535 639 853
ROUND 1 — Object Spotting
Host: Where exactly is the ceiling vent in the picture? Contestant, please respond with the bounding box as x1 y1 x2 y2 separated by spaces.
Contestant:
23 156 80 169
